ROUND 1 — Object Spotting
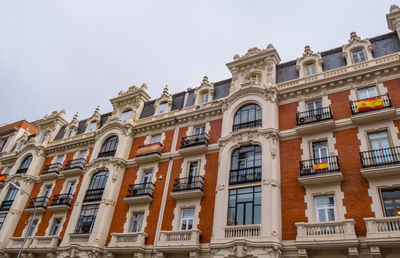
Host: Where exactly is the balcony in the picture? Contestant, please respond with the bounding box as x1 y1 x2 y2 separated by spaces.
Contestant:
15 168 28 174
157 230 201 252
40 163 62 180
98 150 116 158
0 200 13 211
48 193 73 212
30 236 60 251
108 232 147 251
224 224 261 239
360 146 400 178
171 176 204 200
124 183 155 204
26 196 49 214
365 217 400 245
62 158 86 177
350 94 395 124
6 237 32 250
83 188 104 202
298 156 342 186
135 143 163 164
295 219 358 248
178 133 209 156
232 119 262 132
295 107 334 134
229 166 262 185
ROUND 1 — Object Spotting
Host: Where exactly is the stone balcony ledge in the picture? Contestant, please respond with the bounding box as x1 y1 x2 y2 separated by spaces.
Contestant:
365 217 400 244
107 232 147 251
157 229 201 252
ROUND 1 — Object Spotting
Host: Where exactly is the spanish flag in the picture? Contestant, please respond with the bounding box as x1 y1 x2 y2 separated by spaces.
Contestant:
0 174 6 182
357 96 383 112
137 142 163 156
313 162 329 172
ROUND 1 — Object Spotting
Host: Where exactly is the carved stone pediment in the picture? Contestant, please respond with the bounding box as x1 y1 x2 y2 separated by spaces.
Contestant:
219 127 280 149
84 157 127 175
194 76 215 104
222 86 278 112
296 46 323 78
36 110 67 132
17 143 45 159
96 119 134 139
342 32 373 64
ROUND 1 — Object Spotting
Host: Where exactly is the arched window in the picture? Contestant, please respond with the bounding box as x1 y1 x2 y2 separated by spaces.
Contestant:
229 145 262 184
304 62 316 76
98 136 119 158
0 184 19 211
233 104 262 131
157 102 168 115
16 155 33 174
246 74 262 84
84 171 109 202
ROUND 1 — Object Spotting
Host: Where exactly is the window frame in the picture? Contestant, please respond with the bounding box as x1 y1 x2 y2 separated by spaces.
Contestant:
227 186 261 226
180 208 195 230
351 48 367 64
357 86 379 100
120 110 133 123
304 62 317 77
157 102 168 115
233 104 262 131
129 212 144 232
314 195 337 222
380 188 400 217
98 136 119 157
86 121 97 132
74 204 99 234
49 218 62 236
150 134 161 144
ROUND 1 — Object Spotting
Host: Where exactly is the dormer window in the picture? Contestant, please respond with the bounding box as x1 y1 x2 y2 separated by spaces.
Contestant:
352 49 366 64
157 102 167 115
247 74 262 84
64 128 74 138
200 92 209 104
86 122 97 132
304 63 316 77
120 110 132 123
39 133 48 144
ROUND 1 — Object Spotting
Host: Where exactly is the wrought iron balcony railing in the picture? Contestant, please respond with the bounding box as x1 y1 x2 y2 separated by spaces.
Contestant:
126 182 155 198
83 188 104 203
232 119 262 132
180 133 209 149
296 107 333 126
229 166 262 185
42 163 62 175
28 196 49 209
50 193 73 207
63 158 86 171
98 150 116 158
0 200 13 211
350 94 391 115
173 176 204 192
300 156 340 176
16 168 28 174
360 146 400 168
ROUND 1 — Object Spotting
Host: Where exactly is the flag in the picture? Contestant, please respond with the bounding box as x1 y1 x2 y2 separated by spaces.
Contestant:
313 162 328 172
0 174 6 182
137 142 163 156
357 96 383 112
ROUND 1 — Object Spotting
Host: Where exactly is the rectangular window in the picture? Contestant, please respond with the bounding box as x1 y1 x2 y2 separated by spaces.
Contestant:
0 214 6 230
75 204 99 234
86 122 97 132
65 129 73 138
352 49 366 64
141 169 153 184
49 218 62 236
65 181 76 194
157 103 167 114
39 134 47 144
306 100 322 112
200 93 209 104
368 131 392 164
0 137 8 152
180 209 195 230
79 150 88 159
381 188 400 216
5 188 18 201
358 86 378 100
304 63 316 76
129 212 144 232
188 162 198 178
227 186 261 226
312 141 328 162
26 219 38 237
55 155 64 164
194 125 206 135
150 134 161 144
315 196 336 222
43 185 52 198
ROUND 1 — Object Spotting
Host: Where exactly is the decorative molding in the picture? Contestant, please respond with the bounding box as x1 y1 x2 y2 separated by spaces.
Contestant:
223 86 278 112
342 32 373 65
96 120 134 139
84 157 127 175
296 45 323 78
46 132 96 155
194 76 214 104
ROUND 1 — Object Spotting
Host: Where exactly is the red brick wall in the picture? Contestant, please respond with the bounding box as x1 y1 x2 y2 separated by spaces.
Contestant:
384 78 400 108
175 126 188 151
209 119 222 144
334 128 374 236
280 138 307 240
198 152 219 243
279 102 298 131
162 130 174 153
394 120 400 139
39 156 53 176
129 136 146 159
328 90 351 120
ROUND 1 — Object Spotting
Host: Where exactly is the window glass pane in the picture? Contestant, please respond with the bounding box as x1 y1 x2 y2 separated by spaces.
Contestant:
328 209 336 221
120 110 132 123
151 134 161 144
26 219 38 237
87 122 97 132
318 209 326 222
237 203 244 225
158 103 167 114
311 64 316 75
254 206 261 224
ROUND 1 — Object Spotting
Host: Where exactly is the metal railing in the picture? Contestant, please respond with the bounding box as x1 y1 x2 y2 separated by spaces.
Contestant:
28 196 49 209
126 182 155 198
299 156 340 176
360 146 400 168
350 94 391 115
50 193 73 207
74 215 96 234
229 166 262 185
232 119 262 131
180 133 209 148
0 200 14 211
83 188 104 202
42 163 62 175
173 176 204 192
296 107 333 126
98 150 116 158
63 158 86 171
16 168 28 174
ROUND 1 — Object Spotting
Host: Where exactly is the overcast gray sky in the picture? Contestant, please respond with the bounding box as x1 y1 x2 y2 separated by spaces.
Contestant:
0 0 398 124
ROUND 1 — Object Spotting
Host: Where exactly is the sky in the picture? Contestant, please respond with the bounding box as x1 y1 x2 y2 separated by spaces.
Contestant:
0 0 398 124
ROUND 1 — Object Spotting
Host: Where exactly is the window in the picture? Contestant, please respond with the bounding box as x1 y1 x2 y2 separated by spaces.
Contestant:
65 128 74 138
381 188 400 216
65 181 76 194
352 49 366 64
188 162 198 178
55 155 64 164
315 196 336 222
306 100 322 112
12 141 22 152
368 131 392 164
75 204 99 234
0 187 18 211
141 169 153 184
120 110 132 123
0 214 6 230
230 145 262 184
194 125 205 136
43 185 52 198
0 137 8 152
98 136 119 158
157 102 167 115
227 186 261 226
49 218 62 236
84 171 108 202
79 150 88 159
233 104 262 131
358 86 378 100
26 219 38 237
180 209 195 230
17 155 33 174
129 212 144 232
304 63 317 76
200 92 209 104
312 141 328 162
86 122 97 132
150 134 161 144
247 74 262 84
39 133 47 144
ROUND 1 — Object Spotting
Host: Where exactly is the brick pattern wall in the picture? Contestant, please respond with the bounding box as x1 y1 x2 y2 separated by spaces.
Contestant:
162 129 174 153
384 78 400 108
279 102 298 131
175 126 188 151
328 90 352 120
209 119 222 144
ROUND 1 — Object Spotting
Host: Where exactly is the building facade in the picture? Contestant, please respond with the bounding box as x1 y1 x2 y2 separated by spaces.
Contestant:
1 5 400 258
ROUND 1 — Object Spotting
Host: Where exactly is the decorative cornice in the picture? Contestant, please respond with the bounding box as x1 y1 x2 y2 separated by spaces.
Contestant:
83 157 127 174
223 86 278 112
218 127 280 147
46 132 96 155
35 110 68 131
96 119 134 139
17 143 45 158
